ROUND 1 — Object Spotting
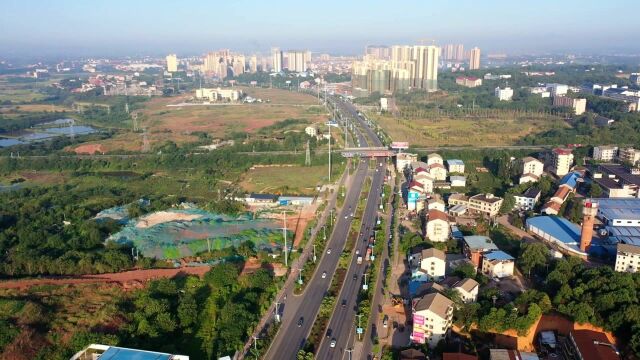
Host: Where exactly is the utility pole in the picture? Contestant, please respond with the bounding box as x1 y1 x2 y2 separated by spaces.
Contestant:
357 314 363 340
328 121 331 182
252 336 259 360
313 243 317 263
275 301 280 322
283 211 288 267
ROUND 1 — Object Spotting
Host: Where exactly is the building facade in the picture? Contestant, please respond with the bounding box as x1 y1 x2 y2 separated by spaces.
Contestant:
166 54 178 72
593 145 619 162
469 47 481 70
614 243 640 273
426 210 450 242
412 293 454 347
551 148 574 176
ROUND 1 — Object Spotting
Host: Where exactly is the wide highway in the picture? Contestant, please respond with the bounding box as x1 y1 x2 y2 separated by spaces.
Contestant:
263 95 375 360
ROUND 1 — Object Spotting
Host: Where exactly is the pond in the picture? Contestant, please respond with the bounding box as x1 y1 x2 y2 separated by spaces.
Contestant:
0 118 98 147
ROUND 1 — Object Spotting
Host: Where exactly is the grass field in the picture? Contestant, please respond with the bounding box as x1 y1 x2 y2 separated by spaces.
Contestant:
0 77 54 103
370 111 569 147
240 163 343 195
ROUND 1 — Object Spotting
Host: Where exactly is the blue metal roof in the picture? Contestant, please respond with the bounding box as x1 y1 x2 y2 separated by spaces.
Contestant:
484 250 515 261
99 347 172 360
463 235 499 251
447 159 464 166
559 172 580 189
526 216 581 245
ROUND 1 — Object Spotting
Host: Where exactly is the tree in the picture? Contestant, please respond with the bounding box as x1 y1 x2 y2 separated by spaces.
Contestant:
519 242 548 277
177 294 198 331
589 183 603 198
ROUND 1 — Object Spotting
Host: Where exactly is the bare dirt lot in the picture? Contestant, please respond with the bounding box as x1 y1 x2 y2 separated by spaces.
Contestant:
92 88 327 152
0 266 210 290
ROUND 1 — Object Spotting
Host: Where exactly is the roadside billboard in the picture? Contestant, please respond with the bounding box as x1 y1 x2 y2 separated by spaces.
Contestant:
390 141 409 150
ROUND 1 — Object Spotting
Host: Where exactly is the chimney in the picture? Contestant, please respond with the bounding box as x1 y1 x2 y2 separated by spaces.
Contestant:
580 200 598 252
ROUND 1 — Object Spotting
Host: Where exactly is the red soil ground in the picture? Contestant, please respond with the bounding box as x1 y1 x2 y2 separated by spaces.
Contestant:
0 266 210 291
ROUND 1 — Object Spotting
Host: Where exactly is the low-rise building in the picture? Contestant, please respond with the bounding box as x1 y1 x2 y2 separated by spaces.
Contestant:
427 153 444 166
418 247 447 281
71 344 190 360
195 87 243 102
455 76 482 88
593 145 619 162
481 250 515 278
519 173 540 184
568 330 620 360
426 210 451 242
428 163 448 181
463 235 499 267
397 153 418 171
495 86 514 101
447 159 465 173
592 164 640 198
553 96 587 115
411 292 454 347
513 188 541 211
468 193 503 218
453 278 479 303
619 147 640 165
414 173 435 193
450 175 466 187
427 197 446 212
444 354 477 360
521 156 544 177
614 243 640 273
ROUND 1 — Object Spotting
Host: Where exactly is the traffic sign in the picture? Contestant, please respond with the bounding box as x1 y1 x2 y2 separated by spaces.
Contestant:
356 327 363 334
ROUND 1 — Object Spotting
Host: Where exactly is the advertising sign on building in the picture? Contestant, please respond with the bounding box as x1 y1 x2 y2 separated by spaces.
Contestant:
413 314 425 325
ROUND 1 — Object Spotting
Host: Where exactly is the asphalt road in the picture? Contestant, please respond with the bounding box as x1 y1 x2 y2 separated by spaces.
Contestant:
314 99 388 360
263 96 373 360
315 162 386 360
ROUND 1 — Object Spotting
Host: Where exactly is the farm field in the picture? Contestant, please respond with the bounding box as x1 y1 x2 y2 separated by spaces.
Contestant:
370 111 570 147
240 163 343 195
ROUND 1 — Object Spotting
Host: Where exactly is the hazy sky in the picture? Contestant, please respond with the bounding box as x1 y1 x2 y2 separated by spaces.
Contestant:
1 0 639 58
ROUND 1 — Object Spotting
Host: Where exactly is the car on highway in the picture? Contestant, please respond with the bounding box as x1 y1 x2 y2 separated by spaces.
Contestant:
330 339 337 348
322 271 327 279
355 249 360 255
327 248 331 254
297 317 304 327
342 299 347 308
353 274 358 281
326 328 332 338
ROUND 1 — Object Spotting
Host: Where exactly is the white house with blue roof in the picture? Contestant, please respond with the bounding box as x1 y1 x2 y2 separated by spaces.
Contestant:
481 250 515 278
446 159 465 173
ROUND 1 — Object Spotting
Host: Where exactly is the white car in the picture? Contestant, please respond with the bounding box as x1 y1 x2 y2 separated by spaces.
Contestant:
330 339 336 348
327 248 332 254
355 249 360 255
322 271 327 279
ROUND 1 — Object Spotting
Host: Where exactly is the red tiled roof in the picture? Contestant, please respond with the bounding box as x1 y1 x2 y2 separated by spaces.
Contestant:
429 163 445 169
428 209 449 222
543 201 562 212
554 148 573 155
414 167 428 173
552 186 571 202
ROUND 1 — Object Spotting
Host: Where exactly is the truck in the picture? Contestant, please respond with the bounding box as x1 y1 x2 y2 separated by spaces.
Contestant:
357 256 363 264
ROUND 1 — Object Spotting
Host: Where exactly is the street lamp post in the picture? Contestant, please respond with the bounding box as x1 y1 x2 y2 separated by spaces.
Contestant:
346 348 353 360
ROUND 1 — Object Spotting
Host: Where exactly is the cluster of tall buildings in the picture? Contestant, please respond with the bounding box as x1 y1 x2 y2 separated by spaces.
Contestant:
441 44 481 70
202 49 248 79
352 45 440 96
271 48 312 73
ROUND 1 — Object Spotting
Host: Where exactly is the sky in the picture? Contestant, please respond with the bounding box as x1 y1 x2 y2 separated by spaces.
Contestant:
1 0 639 58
